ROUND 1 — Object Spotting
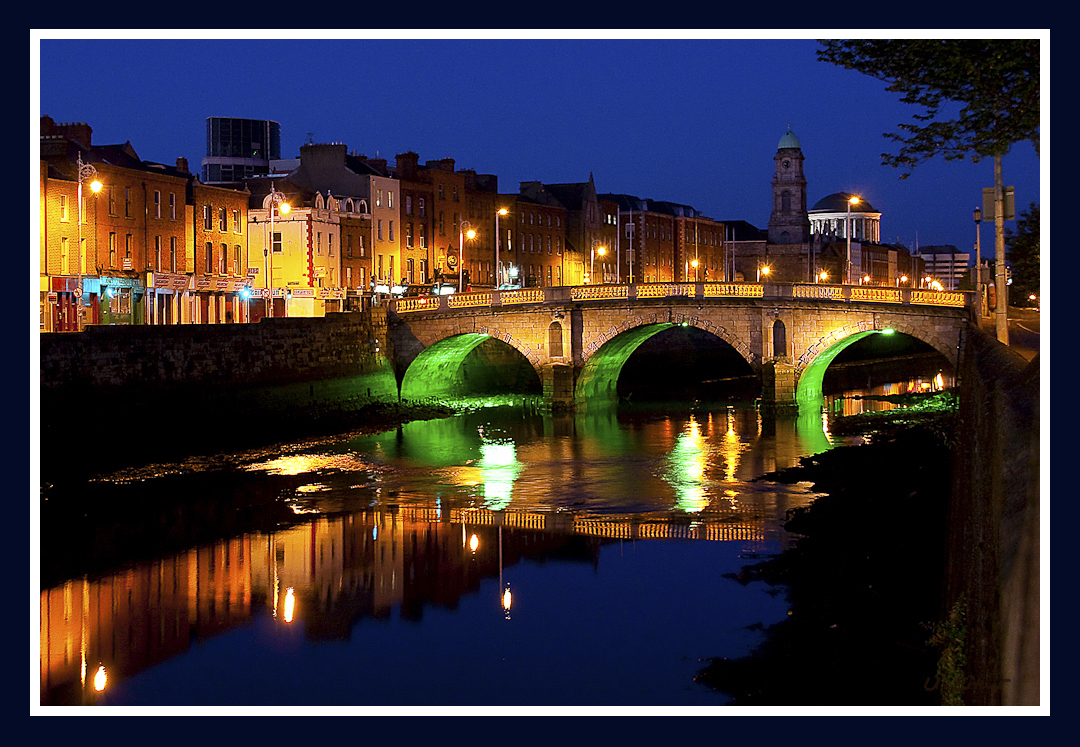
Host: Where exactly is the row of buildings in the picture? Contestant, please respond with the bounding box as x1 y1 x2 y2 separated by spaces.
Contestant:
38 115 937 332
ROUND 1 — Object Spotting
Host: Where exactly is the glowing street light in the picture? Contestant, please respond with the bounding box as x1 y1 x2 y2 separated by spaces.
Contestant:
691 257 700 281
266 185 290 317
458 220 475 292
818 270 829 284
846 194 860 284
75 155 102 327
590 241 607 284
757 263 771 282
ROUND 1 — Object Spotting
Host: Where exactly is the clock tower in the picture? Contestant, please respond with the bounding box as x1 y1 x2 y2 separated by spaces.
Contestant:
768 127 810 244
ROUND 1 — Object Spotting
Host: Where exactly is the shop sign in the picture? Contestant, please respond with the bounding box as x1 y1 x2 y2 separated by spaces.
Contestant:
291 288 315 298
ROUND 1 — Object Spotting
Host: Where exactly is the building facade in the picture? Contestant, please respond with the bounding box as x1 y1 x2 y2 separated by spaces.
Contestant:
201 117 281 185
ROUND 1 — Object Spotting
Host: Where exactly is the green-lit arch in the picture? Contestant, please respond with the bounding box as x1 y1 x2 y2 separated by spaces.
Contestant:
400 333 540 401
796 329 896 410
574 323 676 404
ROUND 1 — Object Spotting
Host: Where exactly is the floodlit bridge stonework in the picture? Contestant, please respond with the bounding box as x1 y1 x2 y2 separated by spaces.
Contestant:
387 282 973 410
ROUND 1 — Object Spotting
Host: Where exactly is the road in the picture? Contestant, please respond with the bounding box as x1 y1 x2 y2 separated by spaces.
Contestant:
977 306 1041 362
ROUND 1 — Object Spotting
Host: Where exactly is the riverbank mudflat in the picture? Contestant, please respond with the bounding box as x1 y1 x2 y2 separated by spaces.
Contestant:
695 408 956 706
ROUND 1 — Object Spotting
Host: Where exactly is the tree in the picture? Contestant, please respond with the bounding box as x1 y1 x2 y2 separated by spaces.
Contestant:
816 38 1040 342
815 39 1039 175
1005 202 1040 305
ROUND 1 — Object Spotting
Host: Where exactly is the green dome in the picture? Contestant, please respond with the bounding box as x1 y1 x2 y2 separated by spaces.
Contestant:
778 128 801 149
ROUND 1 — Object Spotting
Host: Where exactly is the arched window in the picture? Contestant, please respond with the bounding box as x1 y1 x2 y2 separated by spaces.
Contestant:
772 319 787 359
781 190 791 212
548 322 564 358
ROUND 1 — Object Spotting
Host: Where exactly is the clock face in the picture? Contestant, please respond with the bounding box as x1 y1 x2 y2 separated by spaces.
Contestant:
782 159 791 169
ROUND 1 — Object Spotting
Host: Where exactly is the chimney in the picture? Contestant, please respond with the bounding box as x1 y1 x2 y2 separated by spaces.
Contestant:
395 151 419 180
175 157 189 173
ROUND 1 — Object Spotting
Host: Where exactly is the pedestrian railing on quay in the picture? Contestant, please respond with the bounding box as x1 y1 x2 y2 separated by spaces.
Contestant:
389 282 971 314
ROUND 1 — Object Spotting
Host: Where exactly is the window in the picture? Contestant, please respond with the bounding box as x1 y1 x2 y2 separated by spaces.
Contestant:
406 223 414 248
109 233 116 267
219 207 227 231
155 235 162 270
108 186 116 216
439 212 445 236
204 205 212 230
452 186 458 202
206 242 213 273
376 189 382 207
377 219 383 241
317 232 322 254
438 185 444 201
328 234 333 255
125 233 132 262
109 287 132 315
233 209 241 232
272 232 282 253
418 197 426 217
389 221 394 242
169 193 176 220
154 191 161 219
59 194 69 222
125 187 132 218
234 245 241 275
388 191 393 209
61 237 69 275
170 237 177 272
346 235 352 258
419 224 426 248
406 196 412 215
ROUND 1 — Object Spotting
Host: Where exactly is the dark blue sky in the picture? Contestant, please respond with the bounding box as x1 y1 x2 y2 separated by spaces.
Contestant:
35 33 1044 259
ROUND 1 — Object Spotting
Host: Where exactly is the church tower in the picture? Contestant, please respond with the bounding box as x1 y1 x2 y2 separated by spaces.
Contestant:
768 127 810 244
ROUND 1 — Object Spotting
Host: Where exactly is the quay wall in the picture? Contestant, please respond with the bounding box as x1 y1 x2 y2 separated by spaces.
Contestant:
949 326 1040 705
38 310 397 476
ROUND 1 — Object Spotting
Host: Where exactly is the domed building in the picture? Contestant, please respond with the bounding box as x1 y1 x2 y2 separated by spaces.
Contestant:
809 192 882 243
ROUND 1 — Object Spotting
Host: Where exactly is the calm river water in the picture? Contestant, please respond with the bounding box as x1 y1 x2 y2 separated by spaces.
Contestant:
37 380 939 711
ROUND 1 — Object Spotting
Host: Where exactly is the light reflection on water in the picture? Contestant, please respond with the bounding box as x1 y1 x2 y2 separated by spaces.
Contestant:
40 402 853 709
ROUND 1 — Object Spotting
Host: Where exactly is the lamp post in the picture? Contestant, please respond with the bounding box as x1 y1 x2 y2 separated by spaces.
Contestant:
846 195 860 285
266 185 290 317
458 220 475 292
590 241 606 284
691 258 699 281
757 264 770 283
974 206 985 317
495 207 508 287
75 155 102 328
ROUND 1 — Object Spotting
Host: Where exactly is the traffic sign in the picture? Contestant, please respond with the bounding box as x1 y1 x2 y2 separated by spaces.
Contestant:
447 254 458 269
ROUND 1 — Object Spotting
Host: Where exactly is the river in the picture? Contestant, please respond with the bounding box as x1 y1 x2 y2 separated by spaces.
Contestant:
37 373 950 710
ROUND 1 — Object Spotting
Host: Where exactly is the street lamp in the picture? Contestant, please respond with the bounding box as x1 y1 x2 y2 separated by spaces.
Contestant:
266 185 290 317
818 270 829 284
691 258 700 281
458 220 475 292
495 207 508 287
75 155 102 327
846 194 860 284
974 206 986 317
590 241 606 284
757 264 770 282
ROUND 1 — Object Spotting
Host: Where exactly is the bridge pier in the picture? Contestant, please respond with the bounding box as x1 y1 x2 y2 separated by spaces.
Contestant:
760 360 799 410
542 362 575 411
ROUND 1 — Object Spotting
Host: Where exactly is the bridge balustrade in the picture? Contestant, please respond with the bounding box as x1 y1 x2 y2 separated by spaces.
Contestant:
390 282 971 314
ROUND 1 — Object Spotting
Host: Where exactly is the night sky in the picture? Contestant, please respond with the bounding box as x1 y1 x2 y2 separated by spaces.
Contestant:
34 31 1045 261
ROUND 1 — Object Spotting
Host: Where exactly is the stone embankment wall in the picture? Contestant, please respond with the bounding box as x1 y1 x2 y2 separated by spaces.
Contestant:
949 326 1040 705
39 310 398 474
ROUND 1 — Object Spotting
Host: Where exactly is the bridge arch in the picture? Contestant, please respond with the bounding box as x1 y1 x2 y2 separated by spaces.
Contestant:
575 320 757 406
794 325 955 410
400 333 542 402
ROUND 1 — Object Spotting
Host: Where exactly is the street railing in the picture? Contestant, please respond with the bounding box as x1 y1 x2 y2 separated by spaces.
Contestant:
390 281 970 314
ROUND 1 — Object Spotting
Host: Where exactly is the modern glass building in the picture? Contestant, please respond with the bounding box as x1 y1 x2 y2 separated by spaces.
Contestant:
201 117 281 184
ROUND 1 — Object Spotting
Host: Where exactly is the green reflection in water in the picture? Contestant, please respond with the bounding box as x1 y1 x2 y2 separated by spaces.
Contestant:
574 323 675 405
663 416 710 513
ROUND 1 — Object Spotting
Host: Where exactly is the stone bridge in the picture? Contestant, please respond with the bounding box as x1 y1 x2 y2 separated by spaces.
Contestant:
386 281 973 410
